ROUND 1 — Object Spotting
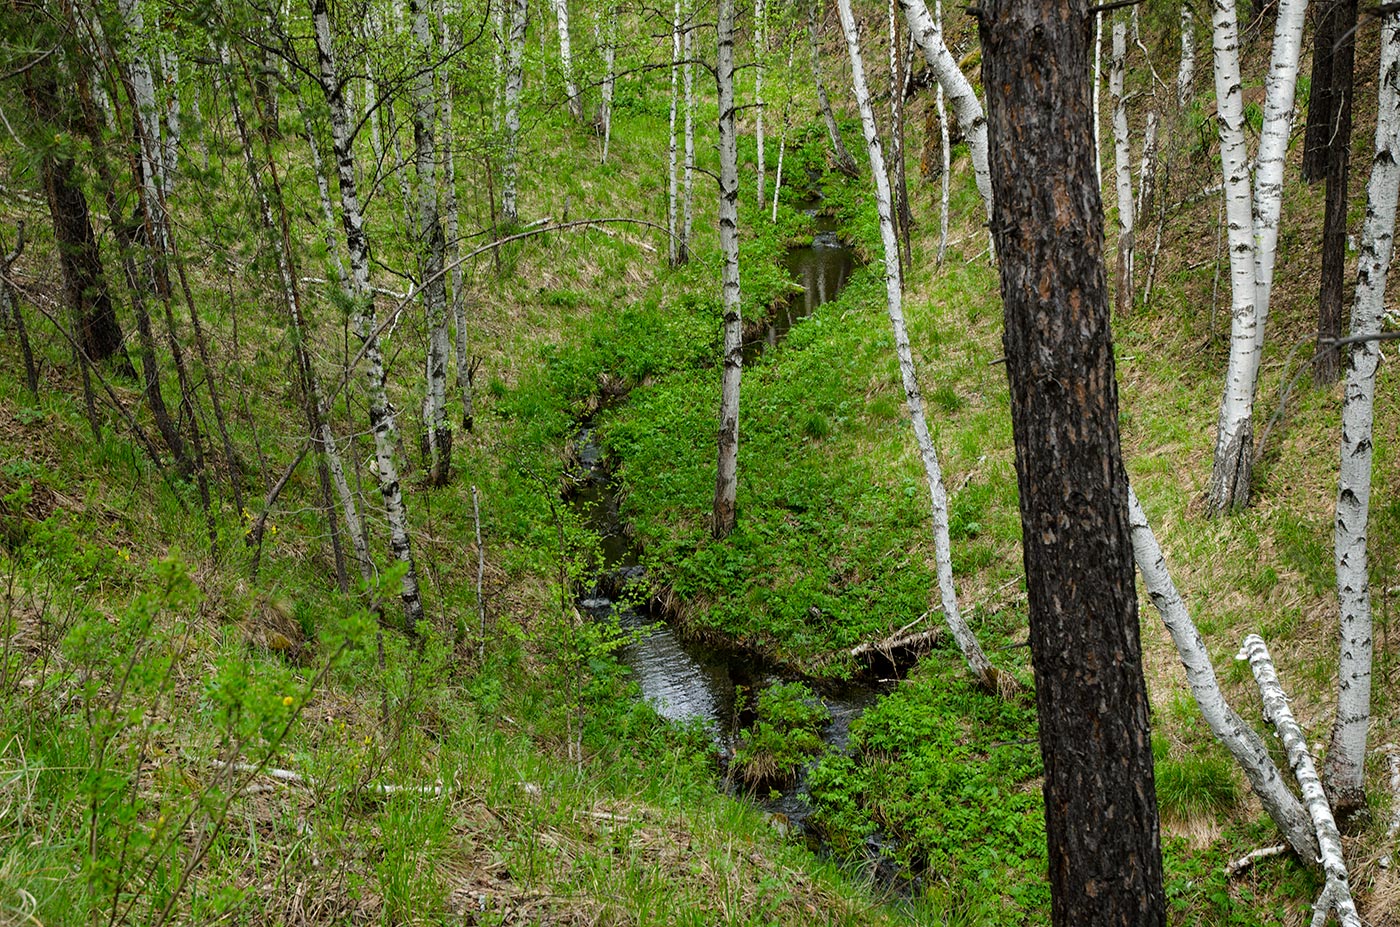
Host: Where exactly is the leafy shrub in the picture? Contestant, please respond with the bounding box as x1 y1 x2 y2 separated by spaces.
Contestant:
732 681 830 787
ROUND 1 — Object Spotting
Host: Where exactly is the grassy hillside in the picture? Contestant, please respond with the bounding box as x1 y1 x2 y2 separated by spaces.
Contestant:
0 3 1396 925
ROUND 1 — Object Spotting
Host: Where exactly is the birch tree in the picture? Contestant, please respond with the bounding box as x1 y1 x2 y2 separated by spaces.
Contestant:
835 0 1004 693
755 0 766 205
1205 0 1261 515
980 0 1165 918
899 0 993 252
502 0 527 223
1128 488 1317 858
551 0 582 120
312 0 427 628
1177 2 1195 108
713 0 743 539
1323 6 1400 815
1206 0 1308 514
681 18 695 263
1110 16 1133 313
410 0 453 485
668 0 681 265
1313 0 1359 385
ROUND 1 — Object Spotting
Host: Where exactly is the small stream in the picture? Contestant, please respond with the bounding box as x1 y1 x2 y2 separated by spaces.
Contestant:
568 200 891 857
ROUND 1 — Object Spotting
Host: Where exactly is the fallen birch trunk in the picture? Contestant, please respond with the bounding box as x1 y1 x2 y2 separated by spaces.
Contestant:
1129 489 1317 859
1236 635 1360 927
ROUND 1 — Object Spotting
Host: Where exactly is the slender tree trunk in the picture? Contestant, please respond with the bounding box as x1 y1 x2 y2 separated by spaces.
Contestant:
1303 0 1343 182
493 0 506 130
1251 0 1309 355
810 1 860 178
1238 637 1363 927
227 45 374 588
681 21 695 261
899 0 994 254
1093 11 1103 191
1178 3 1196 108
1128 488 1318 859
552 0 582 119
935 0 950 263
755 0 766 205
410 0 453 486
713 0 742 539
669 0 681 266
980 1 1166 921
888 0 912 266
1322 8 1400 815
502 0 527 223
158 46 180 191
440 4 475 432
1314 0 1358 385
1206 0 1261 516
0 222 38 398
1110 17 1134 314
836 0 1005 693
598 5 616 162
312 0 427 629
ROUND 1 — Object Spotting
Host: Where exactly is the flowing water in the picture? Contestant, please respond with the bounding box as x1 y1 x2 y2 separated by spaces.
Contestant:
568 200 890 855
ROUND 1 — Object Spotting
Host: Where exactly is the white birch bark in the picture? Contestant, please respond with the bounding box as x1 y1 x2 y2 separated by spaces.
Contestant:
712 0 742 539
771 119 786 221
682 21 695 261
158 46 180 190
118 0 170 246
312 0 426 628
668 0 681 266
298 98 348 284
502 0 527 223
1128 488 1317 859
552 0 582 120
493 0 505 131
1206 0 1260 515
440 5 474 432
755 0 766 206
1111 17 1134 314
598 5 616 162
836 0 1001 692
1093 10 1104 191
1324 9 1400 811
1237 636 1362 927
1137 110 1158 220
898 0 993 252
1250 0 1309 355
936 0 949 263
410 0 452 485
1177 2 1195 108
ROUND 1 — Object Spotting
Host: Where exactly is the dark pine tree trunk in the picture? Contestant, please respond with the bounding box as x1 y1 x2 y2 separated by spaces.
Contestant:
1314 0 1358 384
978 3 1167 926
1302 0 1347 183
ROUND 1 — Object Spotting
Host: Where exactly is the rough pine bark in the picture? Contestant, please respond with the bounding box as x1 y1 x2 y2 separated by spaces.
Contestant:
1302 0 1350 183
979 1 1166 922
1323 7 1400 815
410 0 453 485
713 0 743 538
1313 0 1358 385
312 0 426 629
836 0 1004 693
